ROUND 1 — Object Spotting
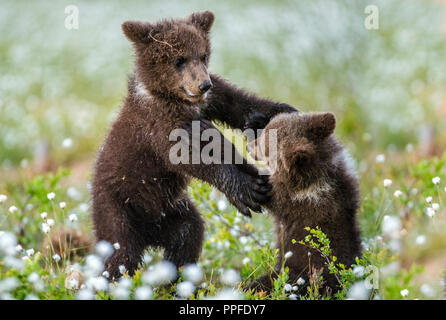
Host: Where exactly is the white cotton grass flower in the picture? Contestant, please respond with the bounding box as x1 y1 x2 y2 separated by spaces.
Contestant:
284 283 292 292
142 253 152 265
47 219 55 227
76 289 95 300
26 248 35 257
47 192 55 200
393 190 403 198
8 206 18 214
426 207 436 218
296 277 305 286
415 235 426 246
217 199 227 211
0 194 7 203
68 213 78 222
353 266 365 278
142 261 177 286
135 286 153 300
208 288 243 300
87 276 108 292
0 278 20 293
381 215 402 239
182 264 203 283
0 232 18 256
426 196 433 204
400 289 409 297
95 241 113 259
40 212 48 219
177 281 195 298
383 179 392 187
119 265 127 275
347 281 371 300
102 271 110 278
113 242 120 250
221 269 241 286
52 254 61 262
432 177 440 185
420 284 435 298
289 293 297 300
84 254 104 277
62 138 73 149
41 223 50 234
284 251 293 259
59 202 66 209
15 244 23 253
432 203 440 211
242 257 250 265
375 154 385 163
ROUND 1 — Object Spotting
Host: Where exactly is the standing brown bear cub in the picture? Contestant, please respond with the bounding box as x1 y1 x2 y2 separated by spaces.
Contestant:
247 112 362 294
92 11 296 279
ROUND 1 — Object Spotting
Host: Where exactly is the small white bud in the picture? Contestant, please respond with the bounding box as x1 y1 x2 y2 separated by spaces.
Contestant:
383 179 392 187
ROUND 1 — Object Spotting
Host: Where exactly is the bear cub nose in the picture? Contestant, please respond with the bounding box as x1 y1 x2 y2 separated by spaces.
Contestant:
199 80 213 93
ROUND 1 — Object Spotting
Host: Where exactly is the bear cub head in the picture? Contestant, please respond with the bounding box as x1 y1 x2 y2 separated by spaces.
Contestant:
122 11 214 103
247 112 337 190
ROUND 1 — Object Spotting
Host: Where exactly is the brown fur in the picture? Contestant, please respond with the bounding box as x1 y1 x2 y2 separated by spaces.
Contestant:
247 112 362 295
92 11 297 279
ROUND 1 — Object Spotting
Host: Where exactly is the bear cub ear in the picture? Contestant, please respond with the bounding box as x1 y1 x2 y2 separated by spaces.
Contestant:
282 143 314 173
122 21 153 43
189 11 215 33
307 112 336 141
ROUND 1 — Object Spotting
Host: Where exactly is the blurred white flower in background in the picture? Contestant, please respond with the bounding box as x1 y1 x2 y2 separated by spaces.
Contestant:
40 212 47 219
347 281 371 300
134 286 153 300
68 213 78 222
400 289 409 297
182 264 203 283
113 242 120 250
432 203 440 211
41 222 50 234
425 196 432 204
381 215 401 239
46 192 55 200
415 235 426 246
284 251 293 259
95 240 113 259
8 206 18 214
59 202 66 209
432 176 440 185
375 154 385 163
62 138 73 149
383 179 392 187
393 190 403 198
353 266 365 278
426 207 436 218
177 281 195 298
0 194 7 203
221 269 241 286
142 261 177 286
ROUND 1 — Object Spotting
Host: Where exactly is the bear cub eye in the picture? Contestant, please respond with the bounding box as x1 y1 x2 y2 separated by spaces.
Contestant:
175 56 186 68
201 53 208 63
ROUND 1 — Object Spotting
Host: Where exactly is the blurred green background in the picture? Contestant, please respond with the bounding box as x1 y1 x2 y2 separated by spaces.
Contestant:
1 0 446 300
1 0 446 168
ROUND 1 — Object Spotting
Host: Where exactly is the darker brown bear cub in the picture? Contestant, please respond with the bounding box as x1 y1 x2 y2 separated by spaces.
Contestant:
92 11 296 279
246 112 362 295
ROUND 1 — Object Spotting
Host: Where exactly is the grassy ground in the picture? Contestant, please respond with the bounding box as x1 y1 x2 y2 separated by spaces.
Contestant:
1 0 446 299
